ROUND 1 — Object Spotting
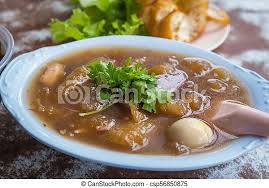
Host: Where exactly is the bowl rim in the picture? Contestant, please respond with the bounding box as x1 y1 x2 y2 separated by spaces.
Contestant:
0 36 268 171
0 26 14 72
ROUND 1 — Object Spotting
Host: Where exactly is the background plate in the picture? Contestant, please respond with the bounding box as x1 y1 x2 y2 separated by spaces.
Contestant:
191 22 230 51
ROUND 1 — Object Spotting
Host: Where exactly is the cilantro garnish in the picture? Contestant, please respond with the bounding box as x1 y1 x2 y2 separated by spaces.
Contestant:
79 58 172 116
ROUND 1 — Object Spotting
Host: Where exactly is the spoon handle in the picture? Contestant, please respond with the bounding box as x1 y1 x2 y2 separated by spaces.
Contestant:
212 101 269 137
238 107 269 136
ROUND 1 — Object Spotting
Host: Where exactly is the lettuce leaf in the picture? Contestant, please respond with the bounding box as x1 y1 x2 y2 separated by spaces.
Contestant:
79 0 110 11
111 14 145 35
49 0 146 43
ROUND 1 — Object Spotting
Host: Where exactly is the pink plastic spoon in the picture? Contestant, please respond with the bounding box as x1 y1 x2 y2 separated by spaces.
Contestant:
212 101 269 137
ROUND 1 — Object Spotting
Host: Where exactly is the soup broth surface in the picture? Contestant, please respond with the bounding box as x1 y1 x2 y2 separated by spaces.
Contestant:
28 48 250 155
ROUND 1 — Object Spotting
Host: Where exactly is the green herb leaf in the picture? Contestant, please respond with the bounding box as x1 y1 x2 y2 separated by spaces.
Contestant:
79 103 114 116
79 0 110 11
49 9 89 43
49 0 147 43
84 58 172 114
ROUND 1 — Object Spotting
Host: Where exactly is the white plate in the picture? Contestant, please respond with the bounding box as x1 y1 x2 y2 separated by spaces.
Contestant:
191 21 231 51
0 36 267 171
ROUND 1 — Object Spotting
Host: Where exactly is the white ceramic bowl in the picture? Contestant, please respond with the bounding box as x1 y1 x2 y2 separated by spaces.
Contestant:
0 36 268 171
0 26 14 72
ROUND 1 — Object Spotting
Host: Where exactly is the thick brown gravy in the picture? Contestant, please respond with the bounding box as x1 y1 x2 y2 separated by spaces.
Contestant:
28 48 250 155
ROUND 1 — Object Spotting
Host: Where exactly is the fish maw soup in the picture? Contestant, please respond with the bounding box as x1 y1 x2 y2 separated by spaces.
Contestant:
28 48 250 155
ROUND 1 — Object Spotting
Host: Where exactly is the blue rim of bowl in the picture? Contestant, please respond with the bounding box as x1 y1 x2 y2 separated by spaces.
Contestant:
0 26 14 72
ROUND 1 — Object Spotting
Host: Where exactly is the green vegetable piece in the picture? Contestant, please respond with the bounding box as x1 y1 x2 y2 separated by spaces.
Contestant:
83 20 106 37
81 57 172 115
49 0 147 43
79 0 110 11
49 9 89 43
79 103 114 117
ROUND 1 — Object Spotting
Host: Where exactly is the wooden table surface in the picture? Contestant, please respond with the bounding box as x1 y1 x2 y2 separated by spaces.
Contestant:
0 0 269 179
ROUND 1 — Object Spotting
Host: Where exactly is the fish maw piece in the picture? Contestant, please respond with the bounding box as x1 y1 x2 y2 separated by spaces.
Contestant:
107 129 148 151
62 66 89 87
59 66 109 112
40 63 65 87
148 63 175 75
129 103 148 123
105 121 156 151
157 99 190 117
89 115 116 132
181 57 212 76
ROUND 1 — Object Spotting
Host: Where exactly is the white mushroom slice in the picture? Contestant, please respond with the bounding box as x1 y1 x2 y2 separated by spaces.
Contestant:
40 63 65 87
167 118 214 149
